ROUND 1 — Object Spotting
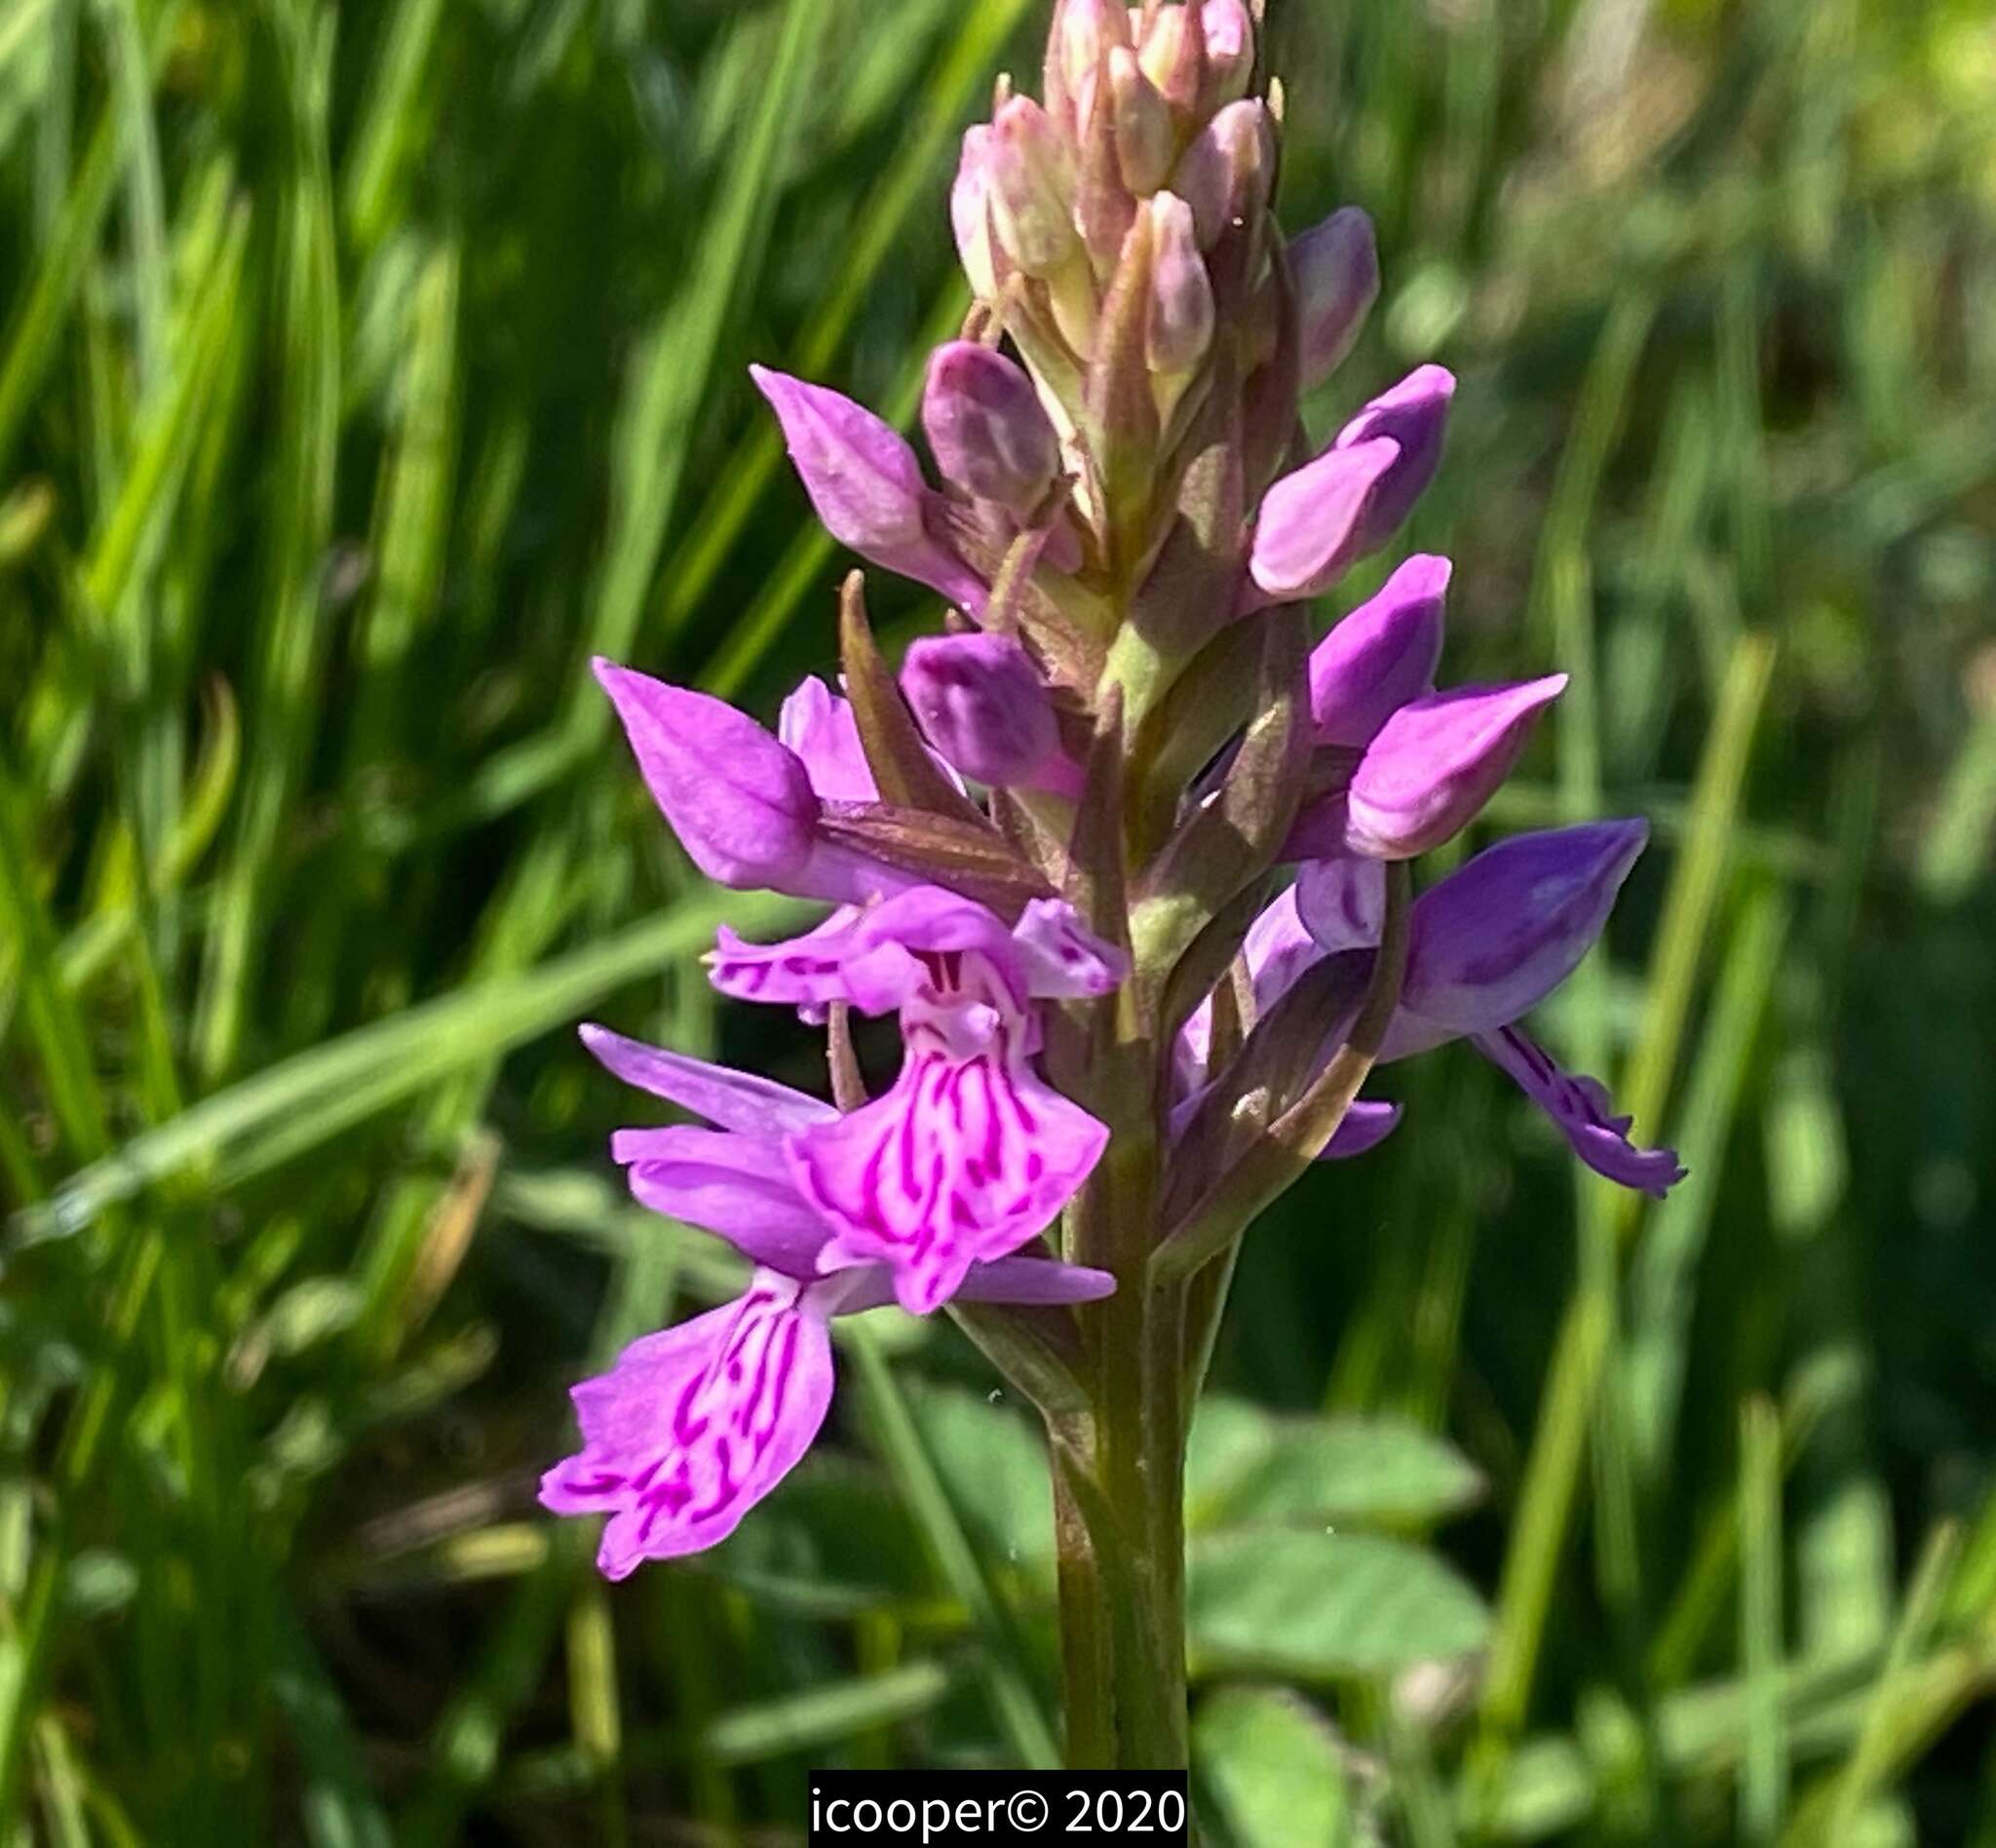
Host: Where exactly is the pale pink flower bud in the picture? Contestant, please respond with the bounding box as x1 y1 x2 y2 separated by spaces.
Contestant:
1109 46 1175 195
1200 0 1255 107
1146 192 1214 375
951 126 999 300
989 96 1080 278
1172 98 1271 248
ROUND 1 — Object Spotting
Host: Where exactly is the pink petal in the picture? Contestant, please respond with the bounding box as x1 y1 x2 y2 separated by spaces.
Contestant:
778 676 879 804
1474 1025 1684 1198
579 1024 836 1134
618 1129 833 1276
787 1045 1109 1316
540 1272 837 1574
708 909 866 1011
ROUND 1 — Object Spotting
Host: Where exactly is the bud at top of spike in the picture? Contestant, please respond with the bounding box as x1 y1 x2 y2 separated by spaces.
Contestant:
1344 674 1566 859
1308 554 1449 748
952 127 1000 300
923 341 1060 514
1394 820 1650 1037
1136 5 1194 107
1110 47 1175 194
901 633 1061 788
1146 192 1214 375
1199 0 1255 108
1292 207 1380 390
989 96 1080 278
1172 97 1272 249
1073 59 1139 271
1046 0 1129 135
595 661 817 890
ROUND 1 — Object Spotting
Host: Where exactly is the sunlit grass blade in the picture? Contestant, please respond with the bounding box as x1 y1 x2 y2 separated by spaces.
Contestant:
1625 884 1790 1486
190 3 341 1085
1786 1524 1964 1847
11 890 806 1248
1740 1395 1786 1846
850 1328 1060 1769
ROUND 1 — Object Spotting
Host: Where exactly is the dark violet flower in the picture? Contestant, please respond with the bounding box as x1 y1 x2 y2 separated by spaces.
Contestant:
1307 554 1449 749
901 633 1072 791
1385 819 1651 1049
1295 852 1386 953
922 341 1061 515
1474 1025 1683 1197
1255 822 1683 1192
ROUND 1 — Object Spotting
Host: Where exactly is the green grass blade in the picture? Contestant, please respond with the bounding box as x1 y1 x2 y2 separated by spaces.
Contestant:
849 1328 1060 1769
1740 1395 1787 1846
12 889 805 1247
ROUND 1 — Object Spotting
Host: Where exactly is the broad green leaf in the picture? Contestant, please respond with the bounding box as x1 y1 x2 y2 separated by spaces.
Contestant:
1195 1685 1356 1848
1187 1397 1482 1532
1189 1530 1489 1680
707 1462 932 1620
908 1384 1056 1573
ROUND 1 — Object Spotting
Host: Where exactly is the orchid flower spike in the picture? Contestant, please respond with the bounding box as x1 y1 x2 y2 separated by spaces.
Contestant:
552 0 1679 1596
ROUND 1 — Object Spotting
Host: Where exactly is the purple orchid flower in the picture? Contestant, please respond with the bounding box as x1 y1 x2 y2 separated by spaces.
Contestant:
598 659 945 905
548 0 1683 1624
1188 823 1683 1196
542 1024 1115 1575
540 1249 1113 1580
751 366 989 614
707 886 1123 1313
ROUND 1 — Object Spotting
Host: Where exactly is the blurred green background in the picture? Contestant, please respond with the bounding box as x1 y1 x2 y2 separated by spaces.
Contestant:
4 0 1995 1839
